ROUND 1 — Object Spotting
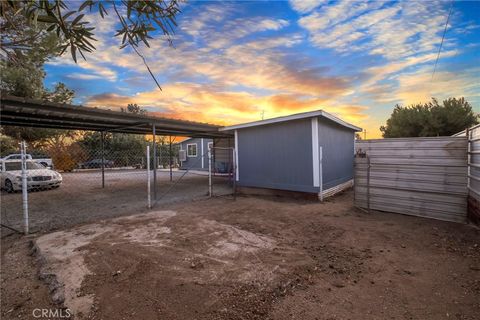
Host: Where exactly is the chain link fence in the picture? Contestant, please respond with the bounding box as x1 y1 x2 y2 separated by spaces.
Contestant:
208 146 236 198
0 130 218 234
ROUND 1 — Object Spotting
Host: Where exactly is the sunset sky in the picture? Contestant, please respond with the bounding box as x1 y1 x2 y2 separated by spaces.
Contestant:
44 0 480 138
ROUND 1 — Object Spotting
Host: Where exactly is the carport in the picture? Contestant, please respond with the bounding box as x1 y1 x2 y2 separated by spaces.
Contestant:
0 94 231 197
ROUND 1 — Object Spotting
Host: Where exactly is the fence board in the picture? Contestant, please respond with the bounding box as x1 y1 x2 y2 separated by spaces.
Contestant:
355 137 468 223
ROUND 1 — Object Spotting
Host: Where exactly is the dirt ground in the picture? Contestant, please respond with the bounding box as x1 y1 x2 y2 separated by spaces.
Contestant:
1 191 479 320
1 170 231 233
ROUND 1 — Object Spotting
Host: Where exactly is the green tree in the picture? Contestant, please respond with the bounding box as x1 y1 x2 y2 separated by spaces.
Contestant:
78 131 147 165
121 103 147 115
1 81 76 147
43 82 75 103
78 104 149 166
0 134 18 157
0 19 76 150
380 98 479 138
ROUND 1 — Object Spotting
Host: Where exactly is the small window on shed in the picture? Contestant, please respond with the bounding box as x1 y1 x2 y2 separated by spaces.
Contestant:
187 143 197 157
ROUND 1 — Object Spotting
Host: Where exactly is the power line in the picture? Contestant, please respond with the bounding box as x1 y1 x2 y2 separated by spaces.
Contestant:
432 0 454 81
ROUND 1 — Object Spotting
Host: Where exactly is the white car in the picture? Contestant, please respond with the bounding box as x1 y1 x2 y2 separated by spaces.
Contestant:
1 153 53 168
0 160 62 192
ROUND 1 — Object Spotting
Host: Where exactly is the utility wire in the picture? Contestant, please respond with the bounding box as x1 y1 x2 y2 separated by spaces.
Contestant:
432 0 454 81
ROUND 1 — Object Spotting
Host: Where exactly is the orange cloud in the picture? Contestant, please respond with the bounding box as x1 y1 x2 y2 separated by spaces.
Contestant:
86 82 368 132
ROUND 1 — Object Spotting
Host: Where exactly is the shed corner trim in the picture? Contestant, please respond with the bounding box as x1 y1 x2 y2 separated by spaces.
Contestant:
234 130 239 182
311 118 320 188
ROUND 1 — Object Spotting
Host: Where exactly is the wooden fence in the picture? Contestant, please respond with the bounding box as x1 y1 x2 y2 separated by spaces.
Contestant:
354 137 468 223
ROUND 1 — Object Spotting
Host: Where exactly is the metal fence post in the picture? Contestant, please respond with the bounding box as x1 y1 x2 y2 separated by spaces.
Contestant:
467 127 471 190
319 146 323 202
208 148 212 197
20 141 29 234
101 131 105 188
232 147 236 200
147 145 151 209
152 125 157 200
169 136 173 182
367 155 371 213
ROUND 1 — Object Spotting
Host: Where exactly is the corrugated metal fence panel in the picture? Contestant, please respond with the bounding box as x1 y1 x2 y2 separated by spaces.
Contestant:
354 137 468 223
469 126 480 201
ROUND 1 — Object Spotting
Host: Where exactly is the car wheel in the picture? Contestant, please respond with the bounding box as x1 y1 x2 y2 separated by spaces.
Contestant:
4 179 14 193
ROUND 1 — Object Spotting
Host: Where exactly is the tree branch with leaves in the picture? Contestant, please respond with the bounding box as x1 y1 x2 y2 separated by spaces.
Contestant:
1 0 181 89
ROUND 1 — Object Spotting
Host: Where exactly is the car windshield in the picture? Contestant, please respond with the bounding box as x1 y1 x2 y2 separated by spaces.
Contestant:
4 161 44 171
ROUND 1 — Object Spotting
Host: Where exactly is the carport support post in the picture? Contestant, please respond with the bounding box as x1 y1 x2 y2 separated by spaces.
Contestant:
101 131 105 188
147 145 151 209
208 149 212 197
20 141 29 235
169 136 173 182
367 155 371 213
152 125 157 200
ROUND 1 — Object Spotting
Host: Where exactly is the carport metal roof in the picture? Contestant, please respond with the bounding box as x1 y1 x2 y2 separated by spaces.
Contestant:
0 95 230 138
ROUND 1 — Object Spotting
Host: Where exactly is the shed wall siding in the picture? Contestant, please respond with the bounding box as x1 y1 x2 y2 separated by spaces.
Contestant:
237 119 316 193
317 118 355 190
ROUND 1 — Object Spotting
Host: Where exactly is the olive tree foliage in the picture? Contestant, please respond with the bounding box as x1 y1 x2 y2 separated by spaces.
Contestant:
0 0 181 89
380 97 479 138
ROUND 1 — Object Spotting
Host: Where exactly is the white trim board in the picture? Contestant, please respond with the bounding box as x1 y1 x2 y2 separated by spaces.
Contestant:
235 130 239 181
201 138 204 168
311 118 320 188
219 110 362 132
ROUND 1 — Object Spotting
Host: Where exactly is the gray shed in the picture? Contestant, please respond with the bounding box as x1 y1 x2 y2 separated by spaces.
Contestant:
220 110 362 199
179 137 212 171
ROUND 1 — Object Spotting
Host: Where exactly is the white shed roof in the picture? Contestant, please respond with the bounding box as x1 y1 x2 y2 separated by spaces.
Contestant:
219 110 362 132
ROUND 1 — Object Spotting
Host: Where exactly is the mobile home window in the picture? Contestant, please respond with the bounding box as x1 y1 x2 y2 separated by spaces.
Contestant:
187 143 197 157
